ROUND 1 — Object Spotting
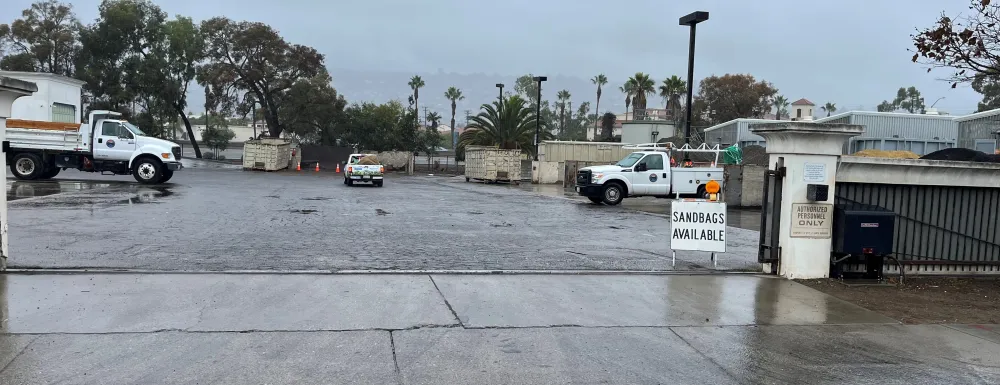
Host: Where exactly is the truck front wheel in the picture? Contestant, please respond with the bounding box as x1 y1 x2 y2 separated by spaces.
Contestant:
11 153 44 180
160 170 174 183
132 157 164 184
601 182 625 205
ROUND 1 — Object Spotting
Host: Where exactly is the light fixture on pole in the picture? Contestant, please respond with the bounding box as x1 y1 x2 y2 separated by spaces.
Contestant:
532 76 547 161
679 11 708 148
496 83 504 103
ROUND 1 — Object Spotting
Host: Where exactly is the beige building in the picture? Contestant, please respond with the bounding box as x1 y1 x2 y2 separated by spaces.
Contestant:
790 98 815 121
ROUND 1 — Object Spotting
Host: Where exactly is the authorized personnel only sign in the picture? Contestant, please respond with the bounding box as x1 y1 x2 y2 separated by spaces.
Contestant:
670 201 727 253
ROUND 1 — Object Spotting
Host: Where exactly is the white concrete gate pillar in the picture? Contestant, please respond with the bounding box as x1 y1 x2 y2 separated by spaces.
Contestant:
0 77 39 270
750 122 863 279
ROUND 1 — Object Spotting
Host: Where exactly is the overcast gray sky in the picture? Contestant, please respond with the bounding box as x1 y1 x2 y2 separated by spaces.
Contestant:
1 0 984 115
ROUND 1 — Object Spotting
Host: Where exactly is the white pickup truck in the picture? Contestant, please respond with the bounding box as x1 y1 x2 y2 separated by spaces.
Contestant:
575 143 724 205
343 153 384 187
6 110 183 184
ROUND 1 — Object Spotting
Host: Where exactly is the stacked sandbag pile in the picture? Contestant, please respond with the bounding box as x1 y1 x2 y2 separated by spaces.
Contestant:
357 155 380 165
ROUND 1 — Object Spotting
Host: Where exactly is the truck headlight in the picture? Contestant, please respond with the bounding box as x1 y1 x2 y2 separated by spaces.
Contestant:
591 172 604 183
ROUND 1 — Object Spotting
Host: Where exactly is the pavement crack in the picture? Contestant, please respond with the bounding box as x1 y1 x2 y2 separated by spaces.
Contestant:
427 275 465 328
0 335 39 374
389 331 403 385
668 327 742 383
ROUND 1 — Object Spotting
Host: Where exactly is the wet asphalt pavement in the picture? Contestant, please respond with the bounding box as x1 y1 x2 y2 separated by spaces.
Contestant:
6 162 760 271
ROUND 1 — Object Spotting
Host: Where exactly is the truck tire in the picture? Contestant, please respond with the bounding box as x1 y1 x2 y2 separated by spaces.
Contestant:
132 157 164 184
601 182 625 206
375 181 383 187
160 170 174 183
39 167 61 180
588 196 603 204
11 153 44 180
346 178 354 186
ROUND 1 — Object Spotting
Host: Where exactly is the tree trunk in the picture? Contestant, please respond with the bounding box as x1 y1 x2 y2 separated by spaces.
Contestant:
594 94 600 141
450 113 456 150
176 104 202 158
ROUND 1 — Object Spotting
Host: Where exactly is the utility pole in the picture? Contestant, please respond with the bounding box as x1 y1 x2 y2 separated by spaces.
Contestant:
422 107 429 127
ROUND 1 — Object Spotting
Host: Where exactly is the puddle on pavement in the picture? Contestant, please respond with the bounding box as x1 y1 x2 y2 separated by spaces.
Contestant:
8 180 178 207
290 209 318 214
7 180 115 201
301 197 332 201
116 186 175 205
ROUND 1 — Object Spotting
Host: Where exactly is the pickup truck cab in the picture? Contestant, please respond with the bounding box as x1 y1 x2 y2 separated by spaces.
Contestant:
575 143 724 205
6 110 182 184
343 153 385 187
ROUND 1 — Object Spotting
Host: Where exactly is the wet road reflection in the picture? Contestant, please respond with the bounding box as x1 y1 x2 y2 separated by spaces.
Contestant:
6 179 177 206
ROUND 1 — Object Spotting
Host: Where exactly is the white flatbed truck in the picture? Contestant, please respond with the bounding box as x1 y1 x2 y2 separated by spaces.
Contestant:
5 110 183 184
574 143 725 205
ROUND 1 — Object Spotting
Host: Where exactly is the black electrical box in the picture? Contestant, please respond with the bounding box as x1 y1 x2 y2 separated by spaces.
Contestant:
832 202 895 256
807 184 829 202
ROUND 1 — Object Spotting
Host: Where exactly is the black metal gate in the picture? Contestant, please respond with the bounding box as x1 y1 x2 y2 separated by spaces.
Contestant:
758 157 785 273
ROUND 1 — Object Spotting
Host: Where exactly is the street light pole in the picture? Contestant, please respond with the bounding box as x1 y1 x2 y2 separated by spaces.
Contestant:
679 11 709 148
532 76 547 161
496 83 504 104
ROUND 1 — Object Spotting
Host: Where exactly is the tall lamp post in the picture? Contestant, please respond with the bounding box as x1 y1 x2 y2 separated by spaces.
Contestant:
532 76 547 161
679 11 708 148
496 83 504 104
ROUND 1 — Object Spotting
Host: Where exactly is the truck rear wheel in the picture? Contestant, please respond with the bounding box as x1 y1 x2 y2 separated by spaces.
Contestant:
39 167 61 180
602 182 625 206
132 157 164 184
11 153 44 180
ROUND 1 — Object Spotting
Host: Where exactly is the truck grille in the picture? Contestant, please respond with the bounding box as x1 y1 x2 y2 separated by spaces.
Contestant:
576 170 591 186
172 146 181 159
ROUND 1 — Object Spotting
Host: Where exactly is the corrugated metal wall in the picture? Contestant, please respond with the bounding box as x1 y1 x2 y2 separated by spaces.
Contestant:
836 182 1000 274
847 114 957 140
539 142 633 163
958 117 1000 149
737 120 767 142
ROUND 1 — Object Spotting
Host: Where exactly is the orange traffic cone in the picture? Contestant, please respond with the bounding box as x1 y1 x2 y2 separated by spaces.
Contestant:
335 163 341 173
315 162 320 172
296 162 301 171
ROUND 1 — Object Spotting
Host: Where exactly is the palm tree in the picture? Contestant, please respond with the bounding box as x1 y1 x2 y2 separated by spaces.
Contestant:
658 75 686 121
408 75 425 127
427 111 442 128
591 74 608 139
620 84 633 120
822 102 837 117
458 95 550 158
625 73 655 119
444 87 465 149
556 90 571 136
773 95 789 120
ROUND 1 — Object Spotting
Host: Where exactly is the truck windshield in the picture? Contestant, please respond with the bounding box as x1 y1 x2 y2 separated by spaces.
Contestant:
122 121 147 136
616 153 644 167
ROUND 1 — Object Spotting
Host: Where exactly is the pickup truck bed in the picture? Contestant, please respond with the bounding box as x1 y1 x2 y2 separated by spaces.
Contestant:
6 119 88 152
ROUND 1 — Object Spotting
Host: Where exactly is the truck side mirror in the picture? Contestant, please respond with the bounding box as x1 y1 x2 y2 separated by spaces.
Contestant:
635 164 647 172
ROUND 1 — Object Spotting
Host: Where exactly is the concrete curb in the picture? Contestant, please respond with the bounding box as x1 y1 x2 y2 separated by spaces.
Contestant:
2 268 765 276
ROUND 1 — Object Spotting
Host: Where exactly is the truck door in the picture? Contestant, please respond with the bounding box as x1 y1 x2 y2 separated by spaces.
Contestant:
634 154 668 195
93 121 137 161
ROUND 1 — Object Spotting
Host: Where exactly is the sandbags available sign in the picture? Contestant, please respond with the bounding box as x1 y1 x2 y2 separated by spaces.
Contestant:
670 201 727 253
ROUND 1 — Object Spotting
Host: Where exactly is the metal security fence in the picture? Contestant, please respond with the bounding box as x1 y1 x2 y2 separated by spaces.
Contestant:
836 182 1000 274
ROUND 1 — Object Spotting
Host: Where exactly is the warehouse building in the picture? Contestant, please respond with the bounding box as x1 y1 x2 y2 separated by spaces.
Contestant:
703 108 1000 156
954 109 1000 154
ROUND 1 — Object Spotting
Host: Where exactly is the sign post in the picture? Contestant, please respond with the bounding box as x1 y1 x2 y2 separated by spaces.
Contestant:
670 200 727 267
